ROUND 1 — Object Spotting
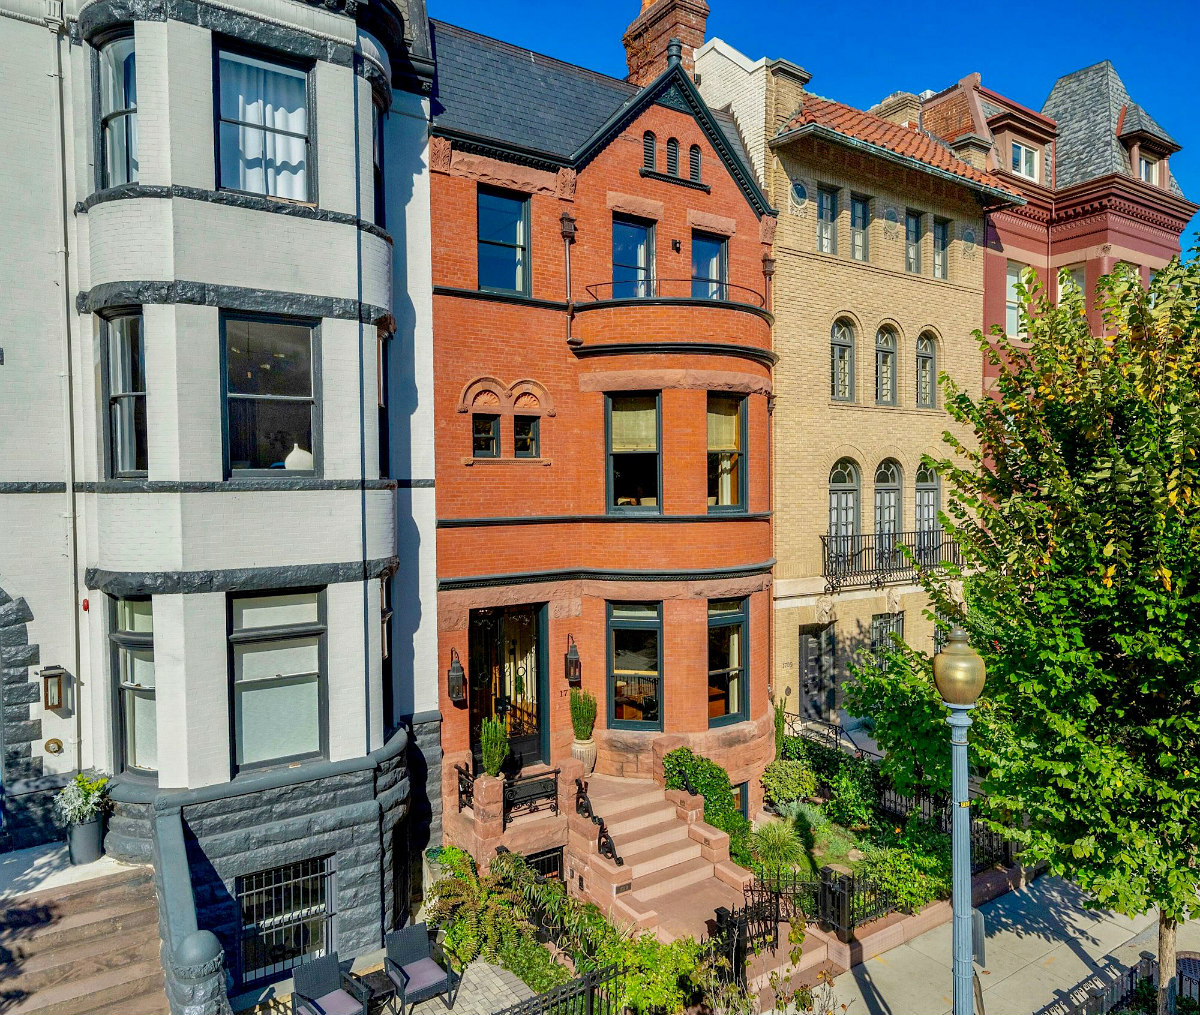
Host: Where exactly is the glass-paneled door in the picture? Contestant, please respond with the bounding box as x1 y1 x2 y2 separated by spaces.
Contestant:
468 605 545 771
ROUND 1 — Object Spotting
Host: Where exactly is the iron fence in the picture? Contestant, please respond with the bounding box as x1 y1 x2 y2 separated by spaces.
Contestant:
491 964 624 1015
456 763 474 813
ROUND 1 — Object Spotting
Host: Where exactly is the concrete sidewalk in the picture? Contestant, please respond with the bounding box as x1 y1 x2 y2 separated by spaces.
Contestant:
831 875 1199 1015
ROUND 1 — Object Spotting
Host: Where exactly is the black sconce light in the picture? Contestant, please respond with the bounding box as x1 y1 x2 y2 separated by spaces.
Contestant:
41 666 66 711
447 648 466 704
564 635 582 686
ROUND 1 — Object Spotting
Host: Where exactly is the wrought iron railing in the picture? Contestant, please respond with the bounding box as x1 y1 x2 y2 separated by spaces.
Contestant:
820 529 962 592
575 779 624 866
583 278 766 308
782 713 884 761
491 964 624 1015
503 769 559 827
455 763 474 813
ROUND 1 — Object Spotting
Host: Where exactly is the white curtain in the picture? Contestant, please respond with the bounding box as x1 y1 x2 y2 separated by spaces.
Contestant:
708 400 740 505
220 51 308 200
611 398 657 451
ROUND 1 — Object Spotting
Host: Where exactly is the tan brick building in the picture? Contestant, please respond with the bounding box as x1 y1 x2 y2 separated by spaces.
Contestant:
697 40 1020 724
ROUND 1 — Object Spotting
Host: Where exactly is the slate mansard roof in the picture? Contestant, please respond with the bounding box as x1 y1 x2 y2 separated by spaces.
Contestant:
1041 60 1185 197
427 19 761 207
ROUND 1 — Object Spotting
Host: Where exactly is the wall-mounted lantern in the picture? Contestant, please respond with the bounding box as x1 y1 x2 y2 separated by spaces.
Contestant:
41 666 66 711
447 648 466 704
564 635 582 686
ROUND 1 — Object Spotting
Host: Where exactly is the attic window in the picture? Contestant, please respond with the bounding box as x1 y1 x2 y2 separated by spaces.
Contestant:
666 137 680 177
643 132 656 172
1139 156 1158 185
1011 141 1038 181
689 145 701 182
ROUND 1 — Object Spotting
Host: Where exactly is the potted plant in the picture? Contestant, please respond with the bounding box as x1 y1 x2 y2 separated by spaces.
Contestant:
480 717 509 778
54 773 110 865
569 689 598 774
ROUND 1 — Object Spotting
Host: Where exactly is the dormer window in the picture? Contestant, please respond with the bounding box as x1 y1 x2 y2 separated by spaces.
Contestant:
1011 141 1038 181
1139 156 1158 184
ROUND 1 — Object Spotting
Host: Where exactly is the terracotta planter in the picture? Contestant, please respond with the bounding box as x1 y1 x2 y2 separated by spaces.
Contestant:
571 737 597 775
67 817 103 865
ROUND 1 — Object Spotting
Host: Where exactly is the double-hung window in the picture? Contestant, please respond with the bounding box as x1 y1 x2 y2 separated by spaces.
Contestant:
932 218 950 280
224 316 317 474
607 393 660 511
111 597 156 773
691 232 727 300
817 187 838 254
372 101 386 226
707 393 745 511
708 599 748 726
870 612 905 668
1011 141 1037 180
1059 265 1086 304
1006 261 1025 335
1139 156 1158 184
97 35 138 188
472 414 499 458
905 210 922 273
104 313 147 477
477 187 529 295
613 216 654 299
850 195 869 261
514 416 540 458
229 590 326 770
217 49 309 200
608 602 662 729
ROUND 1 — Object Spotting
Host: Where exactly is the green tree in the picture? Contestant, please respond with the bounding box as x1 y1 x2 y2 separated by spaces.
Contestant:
846 259 1200 1014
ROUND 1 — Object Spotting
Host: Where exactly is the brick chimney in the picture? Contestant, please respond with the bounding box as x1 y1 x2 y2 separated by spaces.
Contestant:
622 0 709 87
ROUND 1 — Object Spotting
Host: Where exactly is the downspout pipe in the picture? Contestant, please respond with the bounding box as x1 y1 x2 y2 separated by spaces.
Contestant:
47 2 84 775
561 211 578 346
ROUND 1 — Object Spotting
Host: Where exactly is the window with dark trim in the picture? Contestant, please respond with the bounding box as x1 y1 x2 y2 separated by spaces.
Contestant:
223 315 317 475
236 856 334 988
905 210 922 273
607 393 660 512
731 781 749 819
831 319 855 402
666 137 680 176
103 312 147 478
514 415 540 458
691 231 728 300
828 458 860 546
870 611 904 668
477 187 530 295
607 601 662 730
932 217 949 279
612 215 655 299
875 326 897 406
216 47 310 200
97 34 138 188
229 589 327 771
377 330 390 477
111 597 156 773
707 393 746 511
708 598 748 726
850 194 869 261
817 187 838 254
643 131 656 172
916 333 936 408
689 144 702 182
472 414 500 458
372 100 386 227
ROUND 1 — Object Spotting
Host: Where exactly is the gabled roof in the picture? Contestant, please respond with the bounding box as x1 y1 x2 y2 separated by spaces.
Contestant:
773 92 1022 204
427 21 771 216
1042 60 1183 193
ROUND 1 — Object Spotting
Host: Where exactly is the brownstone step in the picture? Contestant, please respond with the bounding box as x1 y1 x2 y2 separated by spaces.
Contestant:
4 957 164 1015
2 928 161 997
621 837 702 879
631 855 714 901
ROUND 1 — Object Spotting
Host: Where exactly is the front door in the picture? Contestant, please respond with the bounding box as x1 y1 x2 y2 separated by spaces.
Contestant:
798 623 836 721
468 605 545 772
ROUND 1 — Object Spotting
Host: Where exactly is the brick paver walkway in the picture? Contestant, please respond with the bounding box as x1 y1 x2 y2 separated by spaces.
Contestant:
409 960 534 1015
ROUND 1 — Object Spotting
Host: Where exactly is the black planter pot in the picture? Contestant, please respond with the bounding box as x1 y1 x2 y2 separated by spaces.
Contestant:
67 817 104 865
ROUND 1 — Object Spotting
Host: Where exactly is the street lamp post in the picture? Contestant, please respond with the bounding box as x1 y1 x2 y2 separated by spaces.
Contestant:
933 625 987 1015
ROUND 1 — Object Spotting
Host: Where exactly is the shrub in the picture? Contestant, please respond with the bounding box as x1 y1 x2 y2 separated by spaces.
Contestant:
761 760 818 807
426 847 530 964
825 761 878 829
496 934 571 993
480 717 509 777
748 820 804 878
569 689 597 741
857 816 952 912
663 748 752 865
54 773 109 825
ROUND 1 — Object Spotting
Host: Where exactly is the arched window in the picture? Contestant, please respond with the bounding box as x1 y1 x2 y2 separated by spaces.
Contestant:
666 137 680 176
874 458 902 569
828 457 860 552
689 144 702 182
915 463 940 565
643 131 656 172
830 319 855 402
875 326 897 406
916 333 936 408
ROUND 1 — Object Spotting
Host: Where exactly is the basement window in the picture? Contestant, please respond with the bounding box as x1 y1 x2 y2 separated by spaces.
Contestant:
236 856 335 988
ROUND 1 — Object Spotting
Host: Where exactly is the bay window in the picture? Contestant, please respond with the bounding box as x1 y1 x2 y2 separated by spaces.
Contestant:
104 313 147 477
111 597 156 773
707 393 745 511
607 393 660 511
708 599 747 726
613 216 654 299
97 34 138 188
608 602 662 730
691 232 728 300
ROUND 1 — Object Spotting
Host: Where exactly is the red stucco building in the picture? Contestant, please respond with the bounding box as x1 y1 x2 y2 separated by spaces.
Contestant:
426 0 776 928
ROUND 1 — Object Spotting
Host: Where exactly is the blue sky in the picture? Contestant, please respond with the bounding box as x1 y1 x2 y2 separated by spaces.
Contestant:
429 0 1200 253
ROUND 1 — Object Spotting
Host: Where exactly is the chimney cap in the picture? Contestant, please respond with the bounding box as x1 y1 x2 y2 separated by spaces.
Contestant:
667 37 682 65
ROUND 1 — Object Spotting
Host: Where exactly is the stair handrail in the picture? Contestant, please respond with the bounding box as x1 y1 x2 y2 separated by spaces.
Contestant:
574 778 624 867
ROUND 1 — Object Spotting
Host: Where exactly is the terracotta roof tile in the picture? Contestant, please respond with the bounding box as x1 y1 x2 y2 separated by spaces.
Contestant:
780 93 1021 199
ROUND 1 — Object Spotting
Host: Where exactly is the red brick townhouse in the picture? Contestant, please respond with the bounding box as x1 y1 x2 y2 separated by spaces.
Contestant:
427 0 776 929
912 62 1196 377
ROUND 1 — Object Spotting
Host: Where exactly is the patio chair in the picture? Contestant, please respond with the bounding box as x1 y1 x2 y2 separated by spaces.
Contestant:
385 923 460 1014
291 953 369 1015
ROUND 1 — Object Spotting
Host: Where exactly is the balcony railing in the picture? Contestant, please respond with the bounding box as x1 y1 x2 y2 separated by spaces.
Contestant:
583 278 766 308
503 769 560 827
820 529 961 592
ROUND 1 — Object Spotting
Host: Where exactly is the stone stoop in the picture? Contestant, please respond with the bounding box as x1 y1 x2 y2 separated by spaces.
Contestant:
568 774 750 943
0 865 167 1015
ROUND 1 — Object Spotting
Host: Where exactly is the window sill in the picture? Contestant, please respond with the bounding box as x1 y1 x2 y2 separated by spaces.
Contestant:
218 186 315 208
639 168 711 193
462 457 551 466
708 713 750 730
